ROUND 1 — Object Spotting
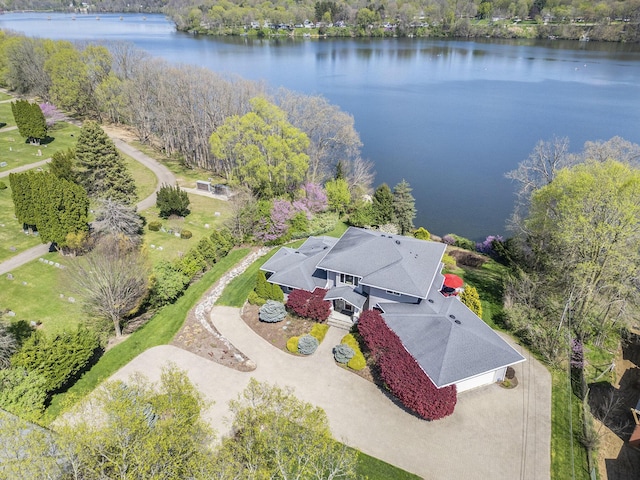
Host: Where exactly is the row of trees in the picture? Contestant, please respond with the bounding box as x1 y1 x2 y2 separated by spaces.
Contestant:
0 33 373 197
0 370 358 479
162 0 640 41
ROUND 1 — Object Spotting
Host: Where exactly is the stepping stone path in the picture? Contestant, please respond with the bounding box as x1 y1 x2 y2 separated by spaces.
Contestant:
193 247 269 366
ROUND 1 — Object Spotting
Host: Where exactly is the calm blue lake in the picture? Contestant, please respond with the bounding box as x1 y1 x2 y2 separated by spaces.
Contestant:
3 12 640 240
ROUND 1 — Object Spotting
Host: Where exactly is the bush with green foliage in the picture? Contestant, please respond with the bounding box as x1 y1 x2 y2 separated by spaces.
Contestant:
286 336 299 353
148 261 190 308
156 184 190 218
340 333 367 370
443 233 475 251
259 300 287 323
347 352 366 370
413 227 430 240
11 326 100 394
460 285 483 318
174 248 206 280
248 291 266 306
441 253 456 268
297 334 319 355
309 323 329 343
255 270 271 299
333 343 355 364
180 230 193 239
148 221 162 231
0 367 48 421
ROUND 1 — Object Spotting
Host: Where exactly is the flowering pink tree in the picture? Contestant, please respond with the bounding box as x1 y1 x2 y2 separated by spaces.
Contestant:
302 182 328 213
39 103 65 127
255 199 294 243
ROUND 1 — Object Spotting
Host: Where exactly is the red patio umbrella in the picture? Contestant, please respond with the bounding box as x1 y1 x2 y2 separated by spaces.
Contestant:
443 274 464 289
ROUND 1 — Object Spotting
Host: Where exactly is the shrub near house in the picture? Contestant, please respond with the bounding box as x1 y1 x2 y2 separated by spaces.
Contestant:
358 310 457 420
285 288 331 322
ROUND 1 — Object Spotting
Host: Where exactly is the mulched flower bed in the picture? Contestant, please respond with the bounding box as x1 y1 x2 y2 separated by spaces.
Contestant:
241 303 315 351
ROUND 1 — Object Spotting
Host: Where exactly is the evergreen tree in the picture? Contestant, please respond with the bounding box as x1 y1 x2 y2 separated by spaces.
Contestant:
75 121 136 205
371 183 395 225
49 147 76 182
255 270 271 299
9 172 89 246
335 159 345 180
393 179 416 235
156 184 190 218
10 100 47 145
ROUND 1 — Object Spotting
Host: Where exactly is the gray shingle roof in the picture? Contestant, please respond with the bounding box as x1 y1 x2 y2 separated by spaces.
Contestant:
316 227 446 298
260 236 337 291
380 298 525 388
324 286 368 309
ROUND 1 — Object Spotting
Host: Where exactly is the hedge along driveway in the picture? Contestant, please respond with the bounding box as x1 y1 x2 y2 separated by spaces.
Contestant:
45 248 250 422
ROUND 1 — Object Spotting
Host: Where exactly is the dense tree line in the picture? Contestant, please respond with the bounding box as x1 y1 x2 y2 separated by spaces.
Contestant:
0 32 372 194
162 0 640 42
502 136 640 362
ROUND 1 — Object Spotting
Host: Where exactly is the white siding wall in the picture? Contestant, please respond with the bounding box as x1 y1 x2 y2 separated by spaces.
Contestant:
455 367 506 393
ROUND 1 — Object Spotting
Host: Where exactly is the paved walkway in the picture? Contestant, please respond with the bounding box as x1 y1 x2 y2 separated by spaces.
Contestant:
111 307 551 479
0 158 51 178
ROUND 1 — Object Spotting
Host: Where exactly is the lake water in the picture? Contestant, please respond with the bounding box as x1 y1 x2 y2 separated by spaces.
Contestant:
3 12 640 240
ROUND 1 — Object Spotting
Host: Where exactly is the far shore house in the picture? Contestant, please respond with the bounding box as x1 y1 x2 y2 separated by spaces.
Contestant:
261 227 525 392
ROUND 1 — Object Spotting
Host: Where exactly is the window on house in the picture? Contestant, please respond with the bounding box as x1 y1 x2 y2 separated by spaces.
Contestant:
386 290 401 296
340 274 359 286
344 303 354 312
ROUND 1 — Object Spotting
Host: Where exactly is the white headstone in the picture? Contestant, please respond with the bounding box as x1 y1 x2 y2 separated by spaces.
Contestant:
68 297 75 303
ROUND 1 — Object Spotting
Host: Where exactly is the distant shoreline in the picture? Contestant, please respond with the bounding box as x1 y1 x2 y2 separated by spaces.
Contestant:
2 9 638 44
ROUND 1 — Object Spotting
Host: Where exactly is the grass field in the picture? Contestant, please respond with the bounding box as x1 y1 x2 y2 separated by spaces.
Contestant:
0 100 16 128
0 184 41 262
142 193 232 263
0 252 85 335
0 121 80 173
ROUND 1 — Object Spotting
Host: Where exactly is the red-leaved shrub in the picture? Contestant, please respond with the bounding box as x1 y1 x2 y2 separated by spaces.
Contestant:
358 309 457 420
286 288 331 322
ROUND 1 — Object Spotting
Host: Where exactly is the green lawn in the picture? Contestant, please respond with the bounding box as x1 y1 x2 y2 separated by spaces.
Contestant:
0 92 12 101
120 152 157 204
458 259 508 329
0 185 41 262
0 100 16 128
355 449 421 479
0 252 85 335
0 121 80 173
142 193 232 263
45 248 251 422
551 368 590 479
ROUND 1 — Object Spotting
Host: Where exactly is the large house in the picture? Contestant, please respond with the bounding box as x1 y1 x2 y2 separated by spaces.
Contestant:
261 227 525 392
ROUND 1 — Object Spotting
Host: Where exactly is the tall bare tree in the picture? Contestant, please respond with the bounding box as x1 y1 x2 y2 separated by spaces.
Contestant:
68 235 149 337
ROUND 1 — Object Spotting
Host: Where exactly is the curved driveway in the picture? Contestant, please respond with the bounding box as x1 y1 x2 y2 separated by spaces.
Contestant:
111 306 551 480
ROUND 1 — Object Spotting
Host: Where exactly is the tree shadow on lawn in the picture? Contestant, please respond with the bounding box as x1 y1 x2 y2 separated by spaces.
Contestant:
0 122 5 129
460 265 504 308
